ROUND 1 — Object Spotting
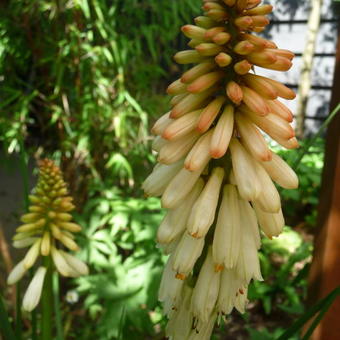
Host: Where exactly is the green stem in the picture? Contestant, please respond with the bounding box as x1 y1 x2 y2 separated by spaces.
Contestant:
18 136 38 340
53 273 64 340
16 138 29 340
0 294 16 340
15 281 22 340
293 102 340 170
41 258 53 340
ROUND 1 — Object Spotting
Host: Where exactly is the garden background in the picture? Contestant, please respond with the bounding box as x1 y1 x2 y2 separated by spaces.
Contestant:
0 0 339 339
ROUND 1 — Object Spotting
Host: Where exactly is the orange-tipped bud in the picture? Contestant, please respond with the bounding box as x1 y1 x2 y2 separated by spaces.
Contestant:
151 112 172 135
272 135 299 149
170 85 218 118
234 40 255 55
251 26 266 33
203 2 225 11
246 51 277 65
267 48 295 60
262 77 296 99
174 50 206 64
266 99 294 122
194 16 218 29
210 105 234 159
245 4 273 15
185 130 214 171
261 153 299 189
215 52 232 67
187 39 199 48
158 131 200 165
167 79 187 95
234 16 253 29
170 93 188 107
234 60 252 75
242 74 278 100
235 114 272 162
188 39 205 48
206 9 229 22
261 56 292 71
250 15 270 27
242 109 295 140
196 43 224 56
229 138 262 201
181 25 207 40
197 96 226 133
241 33 276 49
162 109 201 141
181 61 216 83
240 86 269 116
187 71 224 93
205 26 225 39
213 32 231 45
226 81 243 105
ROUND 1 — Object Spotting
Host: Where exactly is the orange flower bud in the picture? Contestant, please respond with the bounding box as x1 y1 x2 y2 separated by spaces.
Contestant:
187 71 224 93
226 81 243 105
215 52 232 67
234 60 252 75
181 61 216 83
197 95 226 132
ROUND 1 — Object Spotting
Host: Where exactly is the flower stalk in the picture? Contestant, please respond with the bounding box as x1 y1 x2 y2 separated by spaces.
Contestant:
7 159 89 337
41 257 53 340
143 0 300 338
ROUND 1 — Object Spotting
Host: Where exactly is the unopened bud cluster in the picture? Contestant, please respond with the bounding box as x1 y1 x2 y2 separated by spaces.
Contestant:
143 0 299 339
7 159 88 311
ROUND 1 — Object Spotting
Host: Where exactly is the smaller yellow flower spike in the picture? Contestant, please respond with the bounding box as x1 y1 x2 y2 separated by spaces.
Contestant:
7 159 88 311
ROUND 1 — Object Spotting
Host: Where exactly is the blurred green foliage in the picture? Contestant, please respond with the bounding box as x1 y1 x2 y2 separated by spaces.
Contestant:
0 0 327 339
0 0 201 199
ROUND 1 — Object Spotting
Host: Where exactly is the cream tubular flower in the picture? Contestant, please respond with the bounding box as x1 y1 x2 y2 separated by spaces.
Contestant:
187 167 224 238
253 202 285 238
191 249 221 323
172 233 205 280
212 184 241 270
234 285 249 314
210 105 234 159
59 250 89 276
158 131 200 164
236 198 263 284
159 255 184 315
51 247 81 277
253 160 281 213
157 179 204 244
23 239 42 269
184 130 214 171
142 160 184 197
22 266 47 312
165 286 193 340
240 198 261 250
229 138 262 201
161 165 207 209
260 152 299 189
217 268 246 315
7 260 28 285
188 312 218 340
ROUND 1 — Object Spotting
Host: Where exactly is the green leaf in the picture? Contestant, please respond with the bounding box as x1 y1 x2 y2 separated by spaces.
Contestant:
0 295 16 340
276 287 340 340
